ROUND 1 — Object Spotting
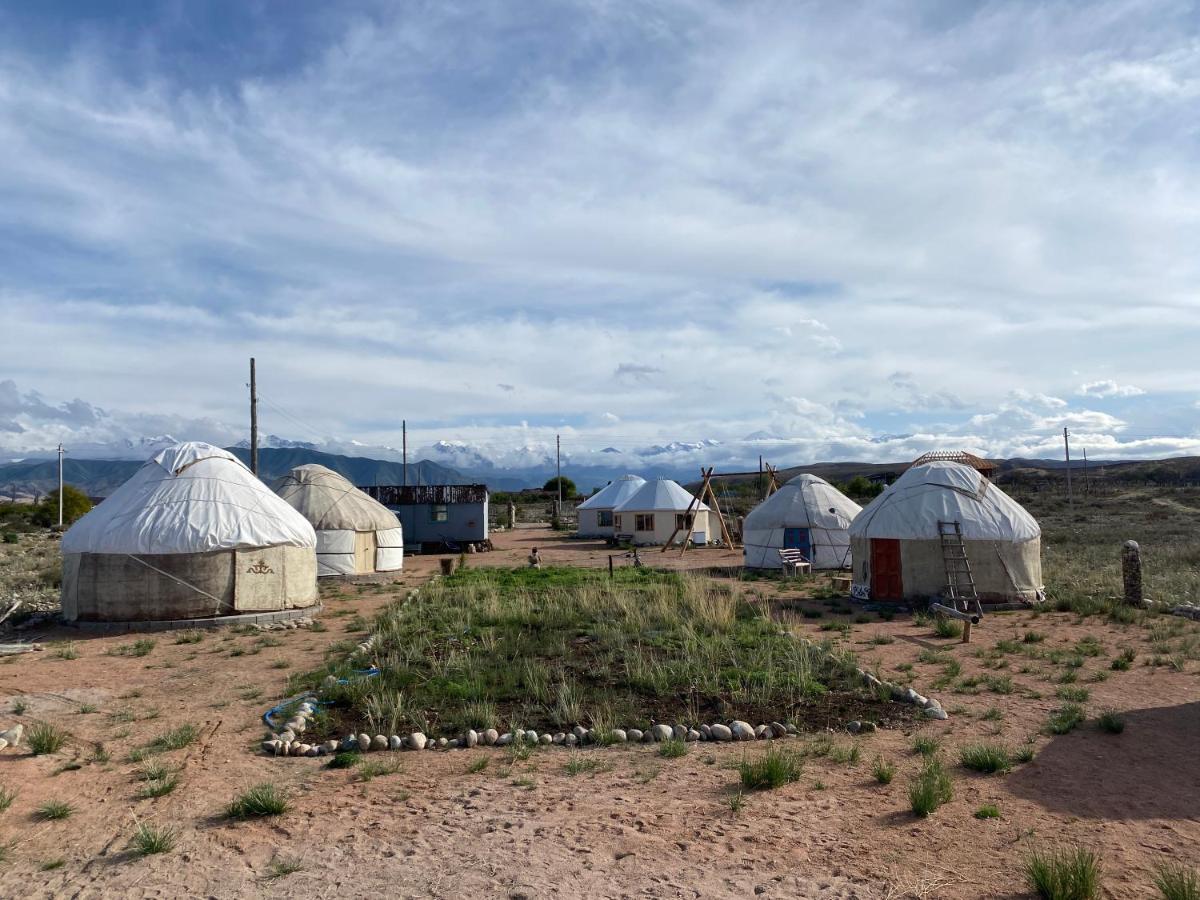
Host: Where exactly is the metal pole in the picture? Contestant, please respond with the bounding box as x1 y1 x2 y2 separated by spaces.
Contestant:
1083 448 1089 495
402 419 408 487
249 358 258 477
556 434 562 507
1063 427 1072 515
57 443 65 527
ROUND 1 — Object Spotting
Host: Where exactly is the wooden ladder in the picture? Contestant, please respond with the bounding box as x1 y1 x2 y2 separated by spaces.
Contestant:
938 520 982 618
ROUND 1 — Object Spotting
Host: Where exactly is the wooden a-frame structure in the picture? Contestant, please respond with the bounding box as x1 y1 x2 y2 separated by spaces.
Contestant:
661 466 738 556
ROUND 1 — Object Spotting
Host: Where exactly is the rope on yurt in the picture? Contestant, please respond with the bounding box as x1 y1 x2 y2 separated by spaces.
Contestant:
123 554 227 608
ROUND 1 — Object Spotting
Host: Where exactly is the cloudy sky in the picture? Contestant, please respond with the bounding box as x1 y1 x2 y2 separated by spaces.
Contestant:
2 0 1198 470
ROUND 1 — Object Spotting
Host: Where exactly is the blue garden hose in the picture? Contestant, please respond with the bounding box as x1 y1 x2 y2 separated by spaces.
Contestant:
262 666 381 729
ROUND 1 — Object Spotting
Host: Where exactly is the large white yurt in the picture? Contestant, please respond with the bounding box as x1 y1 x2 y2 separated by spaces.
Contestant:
614 478 715 546
743 474 862 569
60 442 318 622
848 461 1043 604
576 475 646 538
273 465 404 576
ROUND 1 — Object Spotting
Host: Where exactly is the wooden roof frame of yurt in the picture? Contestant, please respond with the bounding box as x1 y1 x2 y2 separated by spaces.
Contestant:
907 451 997 478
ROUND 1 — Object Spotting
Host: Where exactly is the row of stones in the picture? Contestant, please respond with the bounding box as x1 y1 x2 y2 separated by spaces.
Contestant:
264 719 809 758
857 666 949 720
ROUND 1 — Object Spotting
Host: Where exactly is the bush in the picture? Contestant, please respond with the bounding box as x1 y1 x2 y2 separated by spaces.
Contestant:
1023 847 1101 899
325 751 360 770
1097 710 1125 734
27 721 68 755
36 485 92 526
1 532 17 544
959 743 1011 774
908 757 953 817
1155 861 1200 900
130 822 178 856
738 747 804 791
225 783 290 819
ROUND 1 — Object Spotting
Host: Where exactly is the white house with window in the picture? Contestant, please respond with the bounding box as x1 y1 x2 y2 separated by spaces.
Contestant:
576 474 646 538
613 478 715 546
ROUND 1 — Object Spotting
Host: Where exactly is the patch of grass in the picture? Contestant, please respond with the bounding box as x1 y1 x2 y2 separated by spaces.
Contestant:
959 743 1011 774
974 803 1001 819
981 706 1004 721
270 659 290 669
1056 686 1090 703
263 856 305 881
933 616 963 639
136 760 173 781
908 756 953 817
828 742 861 765
1073 636 1104 658
130 821 178 856
1024 630 1047 643
110 639 156 658
1097 710 1125 734
1046 704 1086 735
1154 861 1200 900
871 755 895 784
136 774 179 799
225 783 290 818
1014 743 1036 763
237 687 263 702
1111 648 1136 671
564 754 603 775
658 738 688 759
145 724 199 754
53 642 79 660
912 734 940 756
11 698 28 715
36 799 74 821
174 630 205 644
1023 847 1101 900
27 721 68 755
738 747 804 791
39 858 65 871
466 757 490 774
357 759 401 782
0 786 15 812
869 634 894 645
727 791 745 814
326 751 360 770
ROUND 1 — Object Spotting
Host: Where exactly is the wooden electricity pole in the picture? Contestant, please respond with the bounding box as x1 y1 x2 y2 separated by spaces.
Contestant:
249 358 259 476
1063 427 1072 516
402 419 408 487
56 443 65 527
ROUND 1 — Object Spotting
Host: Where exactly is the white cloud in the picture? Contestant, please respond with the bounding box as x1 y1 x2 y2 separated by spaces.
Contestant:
1078 379 1147 398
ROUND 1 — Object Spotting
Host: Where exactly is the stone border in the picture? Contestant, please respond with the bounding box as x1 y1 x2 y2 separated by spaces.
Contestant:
66 604 322 634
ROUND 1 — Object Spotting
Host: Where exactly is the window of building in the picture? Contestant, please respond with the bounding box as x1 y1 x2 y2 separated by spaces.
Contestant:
597 510 613 527
614 514 623 531
635 513 654 532
431 503 448 523
675 513 694 531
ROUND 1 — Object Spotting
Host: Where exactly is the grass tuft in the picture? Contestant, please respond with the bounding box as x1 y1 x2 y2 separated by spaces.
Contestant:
908 756 953 817
658 738 688 759
933 615 963 639
326 751 360 769
1046 703 1086 735
27 721 68 755
1097 710 1125 734
738 747 804 791
871 755 895 785
1155 861 1200 900
959 743 1012 775
1023 847 1101 900
145 724 199 754
36 800 74 821
130 821 178 856
974 803 1001 819
225 783 290 819
911 734 940 756
0 786 15 812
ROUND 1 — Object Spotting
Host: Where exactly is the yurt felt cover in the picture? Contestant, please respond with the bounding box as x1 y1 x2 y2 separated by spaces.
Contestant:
62 442 316 555
273 464 401 532
615 478 710 513
577 475 646 511
743 474 862 569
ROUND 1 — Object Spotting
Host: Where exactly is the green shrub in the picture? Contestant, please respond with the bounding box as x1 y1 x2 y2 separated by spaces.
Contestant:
146 724 199 754
908 757 953 817
933 616 963 639
974 803 1000 819
1155 861 1200 900
959 743 1011 774
658 738 688 759
1046 703 1086 735
130 822 178 856
1023 847 1101 900
1 532 17 544
225 783 290 819
326 751 360 770
1014 743 1036 763
738 747 804 791
1056 686 1090 703
1111 648 1136 671
871 756 895 784
0 786 14 812
27 721 68 755
912 734 940 756
1097 710 1125 734
36 800 74 821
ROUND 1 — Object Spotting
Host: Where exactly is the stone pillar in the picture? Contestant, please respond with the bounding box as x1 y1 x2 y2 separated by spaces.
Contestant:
1122 540 1142 606
507 501 517 530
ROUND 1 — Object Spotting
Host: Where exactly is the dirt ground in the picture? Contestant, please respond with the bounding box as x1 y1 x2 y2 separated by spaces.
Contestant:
0 525 1195 899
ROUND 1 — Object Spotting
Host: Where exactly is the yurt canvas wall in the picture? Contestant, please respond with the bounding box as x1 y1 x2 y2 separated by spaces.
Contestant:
576 475 646 538
274 464 403 576
613 479 714 546
743 474 862 569
61 442 318 622
848 461 1043 604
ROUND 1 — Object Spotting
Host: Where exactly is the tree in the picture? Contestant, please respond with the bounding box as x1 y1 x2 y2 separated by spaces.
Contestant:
542 476 577 497
37 485 92 527
839 476 884 501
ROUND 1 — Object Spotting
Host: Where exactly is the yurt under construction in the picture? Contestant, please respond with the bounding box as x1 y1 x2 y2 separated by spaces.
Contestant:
61 442 318 622
274 464 404 576
614 478 715 547
848 460 1043 605
743 474 862 569
576 475 645 538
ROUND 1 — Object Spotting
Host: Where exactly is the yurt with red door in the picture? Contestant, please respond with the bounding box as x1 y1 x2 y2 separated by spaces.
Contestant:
848 460 1043 604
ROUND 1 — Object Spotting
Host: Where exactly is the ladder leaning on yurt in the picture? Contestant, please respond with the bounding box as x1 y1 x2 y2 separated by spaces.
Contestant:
930 520 984 643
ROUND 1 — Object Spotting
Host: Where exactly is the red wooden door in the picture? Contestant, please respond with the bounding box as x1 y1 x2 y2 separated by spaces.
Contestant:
870 538 903 599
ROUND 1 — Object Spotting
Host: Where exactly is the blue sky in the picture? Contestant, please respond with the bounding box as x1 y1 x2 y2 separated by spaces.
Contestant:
2 0 1198 469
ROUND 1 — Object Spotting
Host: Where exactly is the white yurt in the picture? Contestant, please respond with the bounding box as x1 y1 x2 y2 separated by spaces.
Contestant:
743 474 862 569
848 460 1043 604
273 464 403 576
576 475 646 538
60 442 318 622
614 478 715 546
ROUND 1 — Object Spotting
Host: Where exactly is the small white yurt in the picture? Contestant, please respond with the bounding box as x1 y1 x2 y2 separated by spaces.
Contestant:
61 442 318 622
848 461 1043 604
614 478 714 546
576 475 646 538
273 464 404 576
743 474 862 570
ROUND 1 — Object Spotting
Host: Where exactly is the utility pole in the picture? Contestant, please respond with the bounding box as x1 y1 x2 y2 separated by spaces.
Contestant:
56 443 66 527
1082 448 1089 495
402 419 408 487
758 455 763 500
556 434 562 509
1063 427 1073 515
249 358 259 477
